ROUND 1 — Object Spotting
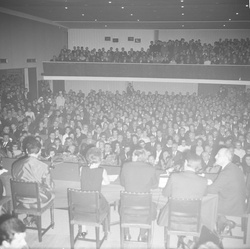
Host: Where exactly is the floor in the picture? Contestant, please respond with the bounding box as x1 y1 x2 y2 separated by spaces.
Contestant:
25 207 250 249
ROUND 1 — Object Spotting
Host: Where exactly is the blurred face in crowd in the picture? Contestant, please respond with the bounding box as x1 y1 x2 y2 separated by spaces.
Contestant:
245 156 250 166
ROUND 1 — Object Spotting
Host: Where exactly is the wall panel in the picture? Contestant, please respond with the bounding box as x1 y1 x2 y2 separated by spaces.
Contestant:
0 13 67 80
159 29 250 44
68 29 154 51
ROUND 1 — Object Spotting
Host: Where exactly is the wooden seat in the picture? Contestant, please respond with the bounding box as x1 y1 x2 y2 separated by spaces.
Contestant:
10 179 55 242
67 188 110 249
219 182 250 244
0 196 11 214
164 197 202 249
120 191 153 249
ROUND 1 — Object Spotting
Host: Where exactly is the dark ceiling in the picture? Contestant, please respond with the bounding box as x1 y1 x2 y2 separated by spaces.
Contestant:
1 0 250 29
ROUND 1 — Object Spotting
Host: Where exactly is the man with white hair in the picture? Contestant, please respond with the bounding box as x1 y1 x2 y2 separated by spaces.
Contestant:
207 147 246 232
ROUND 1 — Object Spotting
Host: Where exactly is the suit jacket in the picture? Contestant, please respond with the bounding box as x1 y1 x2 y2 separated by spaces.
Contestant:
0 140 13 153
207 162 246 216
120 161 159 192
158 170 207 226
201 157 215 171
162 170 208 199
171 150 183 166
145 142 156 154
156 137 166 147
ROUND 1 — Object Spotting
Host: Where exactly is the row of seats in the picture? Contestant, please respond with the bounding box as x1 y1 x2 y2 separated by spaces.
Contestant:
3 179 250 249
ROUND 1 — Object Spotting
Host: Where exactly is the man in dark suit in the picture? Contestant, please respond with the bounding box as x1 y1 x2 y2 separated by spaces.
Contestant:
207 147 247 232
0 133 13 156
201 151 215 172
208 147 246 215
171 143 183 169
145 134 157 154
158 151 208 226
120 149 159 242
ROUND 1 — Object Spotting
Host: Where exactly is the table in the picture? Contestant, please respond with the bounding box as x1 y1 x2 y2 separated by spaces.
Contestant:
1 157 218 231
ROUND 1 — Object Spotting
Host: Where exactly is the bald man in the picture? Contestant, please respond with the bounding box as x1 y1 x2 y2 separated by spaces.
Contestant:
207 147 247 233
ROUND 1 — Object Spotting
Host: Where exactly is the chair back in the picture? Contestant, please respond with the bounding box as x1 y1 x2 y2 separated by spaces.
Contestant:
10 179 41 209
120 191 152 225
67 188 100 224
168 197 202 232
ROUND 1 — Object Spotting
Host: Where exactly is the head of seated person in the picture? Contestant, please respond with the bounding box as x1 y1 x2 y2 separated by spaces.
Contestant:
132 149 148 163
183 151 202 173
22 135 41 156
0 214 27 249
86 147 102 166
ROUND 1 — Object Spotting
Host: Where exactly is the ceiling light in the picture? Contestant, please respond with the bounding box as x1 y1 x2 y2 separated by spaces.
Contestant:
229 18 231 21
137 19 140 21
65 6 68 9
130 13 133 16
181 6 184 8
181 0 184 2
105 25 107 27
109 1 112 3
182 25 184 27
223 24 226 27
95 19 97 21
121 6 124 9
236 12 239 15
182 13 184 15
246 5 249 7
82 14 84 16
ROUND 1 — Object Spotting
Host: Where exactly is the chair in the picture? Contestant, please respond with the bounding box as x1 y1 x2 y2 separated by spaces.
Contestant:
219 181 250 244
120 191 153 249
10 179 55 242
67 188 110 249
0 196 11 214
164 197 202 249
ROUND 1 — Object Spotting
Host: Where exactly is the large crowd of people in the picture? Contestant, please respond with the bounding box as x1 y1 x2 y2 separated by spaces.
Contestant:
1 75 250 247
0 78 250 179
51 38 250 65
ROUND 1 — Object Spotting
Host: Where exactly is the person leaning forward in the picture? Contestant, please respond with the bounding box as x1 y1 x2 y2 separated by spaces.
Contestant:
157 151 208 226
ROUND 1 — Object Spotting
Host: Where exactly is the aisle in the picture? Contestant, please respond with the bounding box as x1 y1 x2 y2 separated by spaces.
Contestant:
25 207 250 249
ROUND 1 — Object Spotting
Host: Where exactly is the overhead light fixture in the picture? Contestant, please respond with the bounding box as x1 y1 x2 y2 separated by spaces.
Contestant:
229 18 231 21
105 25 107 27
109 1 112 3
236 12 239 15
82 13 84 16
130 13 133 16
65 6 68 9
181 0 184 2
182 13 184 15
95 19 97 21
246 5 249 7
121 6 124 9
223 24 226 27
137 19 140 21
182 25 184 27
181 6 184 8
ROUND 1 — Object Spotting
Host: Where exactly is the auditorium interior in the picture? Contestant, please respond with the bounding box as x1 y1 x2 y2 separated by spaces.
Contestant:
0 0 250 248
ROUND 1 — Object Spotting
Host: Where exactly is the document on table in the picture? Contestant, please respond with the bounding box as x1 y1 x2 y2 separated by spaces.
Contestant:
158 174 168 188
108 175 119 182
0 168 8 175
